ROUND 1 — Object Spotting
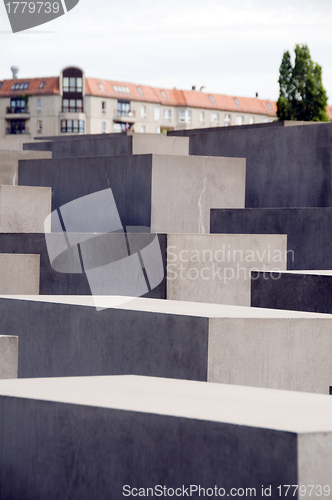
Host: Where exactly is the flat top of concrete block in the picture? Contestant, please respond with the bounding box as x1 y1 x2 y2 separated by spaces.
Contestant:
1 295 332 319
0 375 332 433
267 270 332 276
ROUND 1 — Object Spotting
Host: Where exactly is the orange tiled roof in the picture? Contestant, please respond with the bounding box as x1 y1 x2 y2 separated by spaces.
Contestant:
0 77 59 96
327 105 332 120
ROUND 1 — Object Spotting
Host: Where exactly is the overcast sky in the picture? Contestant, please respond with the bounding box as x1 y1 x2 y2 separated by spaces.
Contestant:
0 0 331 103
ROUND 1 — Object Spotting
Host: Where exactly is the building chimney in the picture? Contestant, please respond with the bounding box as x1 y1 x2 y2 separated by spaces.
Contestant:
11 66 19 79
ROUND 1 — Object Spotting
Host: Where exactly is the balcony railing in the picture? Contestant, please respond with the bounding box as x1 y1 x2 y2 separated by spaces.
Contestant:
6 127 30 135
61 106 84 113
6 106 29 114
114 109 136 117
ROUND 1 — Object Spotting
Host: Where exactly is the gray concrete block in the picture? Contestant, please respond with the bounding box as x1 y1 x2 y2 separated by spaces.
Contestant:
0 254 39 294
1 375 332 500
0 335 18 379
18 155 245 233
0 185 51 233
0 150 52 185
210 207 332 269
251 270 332 314
171 121 332 208
167 233 287 306
23 133 189 157
1 295 332 393
0 233 167 297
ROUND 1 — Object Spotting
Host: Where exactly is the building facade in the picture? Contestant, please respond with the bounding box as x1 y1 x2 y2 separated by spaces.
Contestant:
0 65 303 139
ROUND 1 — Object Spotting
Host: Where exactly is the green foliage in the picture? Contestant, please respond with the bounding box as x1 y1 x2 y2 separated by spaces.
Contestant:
277 44 329 122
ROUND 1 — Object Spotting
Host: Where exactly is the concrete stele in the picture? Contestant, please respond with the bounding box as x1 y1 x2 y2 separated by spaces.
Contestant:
0 335 18 378
0 255 40 294
0 185 52 233
0 149 52 185
0 376 332 499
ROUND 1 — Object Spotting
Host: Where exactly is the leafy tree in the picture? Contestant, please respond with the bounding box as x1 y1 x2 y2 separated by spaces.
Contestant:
277 44 329 122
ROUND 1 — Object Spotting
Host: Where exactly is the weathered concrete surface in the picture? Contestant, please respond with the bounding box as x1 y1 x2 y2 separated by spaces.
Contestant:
0 335 18 379
2 375 332 500
18 155 245 233
23 133 189 157
1 296 332 393
167 234 287 306
0 138 41 151
0 255 39 294
171 121 332 208
0 185 51 233
0 150 52 185
210 207 332 269
0 233 167 297
251 270 332 314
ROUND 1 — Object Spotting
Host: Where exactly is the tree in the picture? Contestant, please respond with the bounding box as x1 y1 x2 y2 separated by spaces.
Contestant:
277 44 329 122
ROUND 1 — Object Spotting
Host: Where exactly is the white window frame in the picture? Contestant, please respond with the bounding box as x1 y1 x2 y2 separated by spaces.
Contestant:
154 107 160 121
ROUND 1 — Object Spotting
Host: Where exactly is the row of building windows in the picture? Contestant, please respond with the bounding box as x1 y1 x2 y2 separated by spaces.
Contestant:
60 119 84 133
63 77 83 93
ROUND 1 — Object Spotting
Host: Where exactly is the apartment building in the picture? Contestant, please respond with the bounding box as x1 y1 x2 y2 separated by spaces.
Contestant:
0 65 283 139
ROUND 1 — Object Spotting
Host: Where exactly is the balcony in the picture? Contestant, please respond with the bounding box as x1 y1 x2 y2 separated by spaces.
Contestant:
6 126 30 136
5 106 30 119
113 109 136 124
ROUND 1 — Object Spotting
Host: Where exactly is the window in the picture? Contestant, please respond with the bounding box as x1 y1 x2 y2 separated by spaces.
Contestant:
11 82 30 90
0 83 2 90
249 116 255 124
102 121 106 133
141 125 146 133
113 85 130 93
211 112 219 122
179 110 191 123
236 115 243 125
141 105 146 119
61 119 84 133
7 119 26 135
154 107 160 120
98 83 104 92
200 112 205 122
267 102 272 110
117 100 130 116
155 126 160 134
209 95 215 104
262 117 267 123
62 99 83 112
225 113 231 121
63 77 83 93
161 90 167 100
137 86 144 96
234 98 240 106
163 108 171 120
37 120 42 133
102 101 106 113
39 81 46 89
8 98 26 113
37 99 42 112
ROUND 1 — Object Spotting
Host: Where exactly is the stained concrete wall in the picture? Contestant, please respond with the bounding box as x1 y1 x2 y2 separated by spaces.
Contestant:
171 121 332 208
23 133 189 157
18 154 245 233
0 185 51 233
0 233 167 297
1 296 332 393
0 150 52 185
0 336 18 379
167 234 287 306
4 375 323 500
0 254 40 294
251 270 332 314
210 207 332 269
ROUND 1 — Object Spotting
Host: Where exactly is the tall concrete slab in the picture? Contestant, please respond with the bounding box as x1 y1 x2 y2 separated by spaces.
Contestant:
0 150 52 185
210 207 332 269
0 185 51 233
1 375 332 499
18 155 245 233
1 295 332 393
251 270 332 314
23 133 190 157
172 121 332 208
0 254 40 294
167 234 287 305
0 335 18 378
